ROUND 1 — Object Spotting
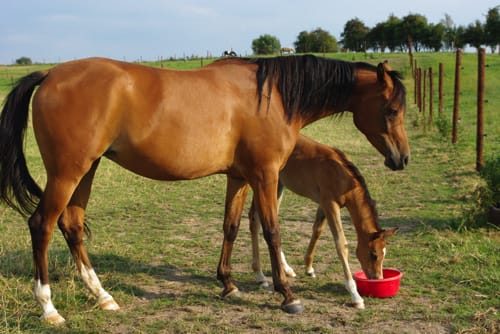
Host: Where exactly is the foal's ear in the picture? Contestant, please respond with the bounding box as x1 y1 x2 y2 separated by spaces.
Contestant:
377 63 387 83
382 227 399 238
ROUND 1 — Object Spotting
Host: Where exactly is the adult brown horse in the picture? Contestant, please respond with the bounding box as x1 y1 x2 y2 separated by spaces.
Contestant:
0 55 409 324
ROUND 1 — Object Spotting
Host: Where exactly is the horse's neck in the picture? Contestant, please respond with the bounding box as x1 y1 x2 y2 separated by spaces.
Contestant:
345 187 379 238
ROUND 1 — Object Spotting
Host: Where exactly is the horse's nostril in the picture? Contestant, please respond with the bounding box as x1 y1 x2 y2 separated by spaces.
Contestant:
403 155 409 166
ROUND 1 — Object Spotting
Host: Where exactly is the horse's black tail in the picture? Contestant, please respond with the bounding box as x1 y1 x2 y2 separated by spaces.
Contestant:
0 71 48 217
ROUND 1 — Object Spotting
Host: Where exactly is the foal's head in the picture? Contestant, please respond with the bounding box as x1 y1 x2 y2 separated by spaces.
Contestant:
350 61 410 171
356 228 398 279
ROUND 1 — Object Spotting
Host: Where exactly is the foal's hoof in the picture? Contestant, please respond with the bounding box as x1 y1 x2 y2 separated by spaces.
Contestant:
41 311 66 326
99 297 120 311
281 299 304 314
306 269 316 278
285 268 297 278
352 301 365 310
258 280 270 288
221 287 241 299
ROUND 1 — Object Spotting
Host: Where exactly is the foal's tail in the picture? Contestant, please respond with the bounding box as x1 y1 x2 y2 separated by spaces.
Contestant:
0 71 48 217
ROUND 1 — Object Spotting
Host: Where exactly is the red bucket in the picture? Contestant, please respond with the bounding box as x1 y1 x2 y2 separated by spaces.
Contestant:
353 268 403 298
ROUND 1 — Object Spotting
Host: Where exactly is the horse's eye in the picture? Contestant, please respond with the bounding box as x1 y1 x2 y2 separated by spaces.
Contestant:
386 109 398 120
370 252 378 261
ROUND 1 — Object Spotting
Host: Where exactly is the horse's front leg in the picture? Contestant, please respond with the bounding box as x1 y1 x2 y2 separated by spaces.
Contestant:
217 176 249 298
253 172 304 314
322 200 364 309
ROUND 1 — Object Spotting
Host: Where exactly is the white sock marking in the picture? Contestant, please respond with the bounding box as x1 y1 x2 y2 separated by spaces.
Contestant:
34 280 58 317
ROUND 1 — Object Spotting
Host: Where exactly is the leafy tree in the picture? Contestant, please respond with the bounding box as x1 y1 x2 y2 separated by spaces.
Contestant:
453 26 467 49
485 6 500 53
384 14 404 52
294 28 338 53
367 22 388 52
441 13 456 50
252 34 281 55
400 14 429 52
463 20 485 49
423 23 445 51
15 57 32 65
341 18 369 52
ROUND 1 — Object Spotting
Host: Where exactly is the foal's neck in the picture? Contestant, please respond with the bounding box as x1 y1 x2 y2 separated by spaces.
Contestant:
345 186 380 238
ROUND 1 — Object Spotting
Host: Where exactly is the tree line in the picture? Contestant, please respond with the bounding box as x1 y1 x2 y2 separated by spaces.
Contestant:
251 6 500 54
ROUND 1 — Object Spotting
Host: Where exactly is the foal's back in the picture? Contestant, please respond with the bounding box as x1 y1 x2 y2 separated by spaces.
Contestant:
279 135 358 205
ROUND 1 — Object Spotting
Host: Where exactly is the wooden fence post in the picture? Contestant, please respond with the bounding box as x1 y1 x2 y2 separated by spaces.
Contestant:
476 48 485 171
423 69 427 115
414 62 418 105
417 68 422 112
438 63 444 114
429 67 433 127
452 49 462 144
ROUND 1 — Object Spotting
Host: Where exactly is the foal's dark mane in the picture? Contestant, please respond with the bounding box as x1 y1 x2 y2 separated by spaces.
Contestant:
215 55 406 121
331 147 381 230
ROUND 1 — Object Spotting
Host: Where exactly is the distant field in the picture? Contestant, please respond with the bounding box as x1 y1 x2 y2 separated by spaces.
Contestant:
0 53 498 333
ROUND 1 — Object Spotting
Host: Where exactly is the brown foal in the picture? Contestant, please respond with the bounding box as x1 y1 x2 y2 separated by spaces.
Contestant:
249 135 397 309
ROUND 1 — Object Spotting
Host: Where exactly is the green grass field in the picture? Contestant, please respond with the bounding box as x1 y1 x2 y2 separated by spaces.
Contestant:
0 53 498 333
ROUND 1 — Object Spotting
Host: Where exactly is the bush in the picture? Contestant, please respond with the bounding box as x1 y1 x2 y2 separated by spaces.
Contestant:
435 113 451 139
457 156 500 230
252 35 281 55
15 57 32 65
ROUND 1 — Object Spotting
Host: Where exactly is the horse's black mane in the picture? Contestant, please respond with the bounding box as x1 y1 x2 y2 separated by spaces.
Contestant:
217 55 406 121
251 55 356 120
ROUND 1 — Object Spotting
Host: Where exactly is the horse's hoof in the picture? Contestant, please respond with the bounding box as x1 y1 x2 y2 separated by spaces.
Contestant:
285 269 297 278
281 299 304 314
41 311 66 326
221 287 240 299
99 297 120 311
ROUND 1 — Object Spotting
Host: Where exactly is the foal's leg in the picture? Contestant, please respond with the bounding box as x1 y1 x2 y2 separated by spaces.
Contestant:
274 186 297 278
249 183 295 287
253 173 303 314
249 200 268 287
29 176 81 325
217 176 249 298
57 159 119 311
322 201 364 309
304 207 327 278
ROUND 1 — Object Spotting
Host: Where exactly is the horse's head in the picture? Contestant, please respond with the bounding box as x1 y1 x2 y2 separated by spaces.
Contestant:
350 62 410 171
356 228 398 279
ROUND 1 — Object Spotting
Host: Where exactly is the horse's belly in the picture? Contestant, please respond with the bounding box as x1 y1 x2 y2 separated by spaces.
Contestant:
105 142 232 181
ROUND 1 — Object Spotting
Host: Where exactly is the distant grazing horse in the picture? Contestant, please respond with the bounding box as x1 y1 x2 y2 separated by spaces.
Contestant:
249 135 397 309
0 55 408 324
222 50 237 57
280 47 295 55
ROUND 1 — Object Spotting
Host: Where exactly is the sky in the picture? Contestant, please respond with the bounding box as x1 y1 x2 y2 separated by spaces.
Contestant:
0 0 498 64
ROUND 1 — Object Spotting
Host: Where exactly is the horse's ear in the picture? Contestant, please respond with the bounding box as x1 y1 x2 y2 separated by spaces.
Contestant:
377 63 386 83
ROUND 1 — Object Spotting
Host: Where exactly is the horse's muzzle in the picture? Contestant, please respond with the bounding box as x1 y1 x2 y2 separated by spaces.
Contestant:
385 154 409 171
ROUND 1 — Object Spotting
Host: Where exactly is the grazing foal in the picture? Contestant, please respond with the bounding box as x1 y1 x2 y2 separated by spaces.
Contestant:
250 135 397 309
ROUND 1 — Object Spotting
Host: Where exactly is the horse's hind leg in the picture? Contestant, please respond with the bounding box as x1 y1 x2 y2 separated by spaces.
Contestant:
57 159 119 311
29 176 82 325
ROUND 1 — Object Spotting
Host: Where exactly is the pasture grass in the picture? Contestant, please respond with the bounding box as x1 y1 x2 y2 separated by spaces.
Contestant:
0 52 499 333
